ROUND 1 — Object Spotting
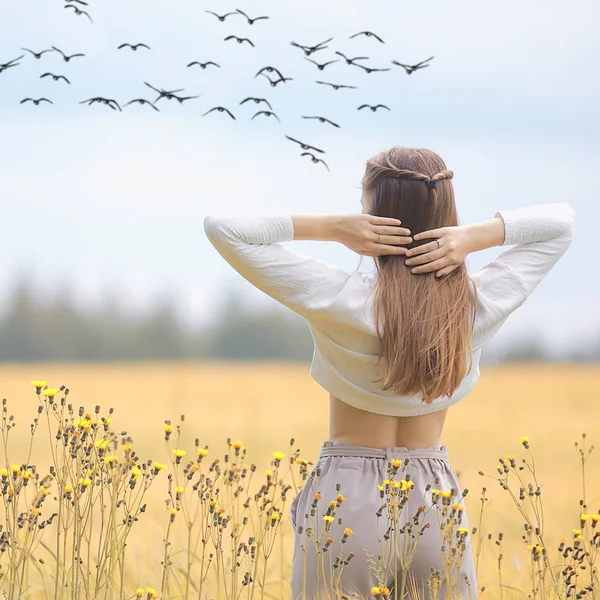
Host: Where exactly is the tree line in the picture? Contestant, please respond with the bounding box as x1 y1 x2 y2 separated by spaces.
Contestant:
0 277 596 363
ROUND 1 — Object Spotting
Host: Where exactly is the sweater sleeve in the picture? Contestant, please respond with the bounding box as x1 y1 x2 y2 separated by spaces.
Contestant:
203 214 352 318
470 202 576 350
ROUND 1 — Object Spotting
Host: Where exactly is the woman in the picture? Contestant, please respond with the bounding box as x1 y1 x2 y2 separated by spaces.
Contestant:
204 146 576 599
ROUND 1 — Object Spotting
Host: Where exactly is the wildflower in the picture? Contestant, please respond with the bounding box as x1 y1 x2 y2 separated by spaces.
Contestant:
94 439 108 450
329 500 337 508
198 447 208 457
314 492 322 500
153 462 167 474
452 503 464 511
146 587 157 599
231 440 243 452
580 514 592 523
574 535 584 543
390 459 403 469
64 485 74 494
30 380 47 393
100 416 112 430
457 527 469 536
371 587 381 596
131 467 141 480
135 589 145 598
323 515 334 524
79 478 92 488
272 451 284 463
336 493 346 503
573 529 582 536
1 468 8 478
173 449 186 464
11 465 20 475
164 422 173 434
44 388 59 399
270 511 280 526
73 417 93 432
295 457 308 465
169 507 177 522
520 436 529 449
342 528 353 543
265 469 273 478
175 485 184 495
591 514 600 523
22 470 31 480
122 443 132 453
103 455 118 466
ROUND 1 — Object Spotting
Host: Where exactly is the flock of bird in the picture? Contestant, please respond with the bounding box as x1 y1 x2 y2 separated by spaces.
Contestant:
4 2 435 171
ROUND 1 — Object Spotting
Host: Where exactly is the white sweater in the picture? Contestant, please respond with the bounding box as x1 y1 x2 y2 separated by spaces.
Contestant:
204 203 576 416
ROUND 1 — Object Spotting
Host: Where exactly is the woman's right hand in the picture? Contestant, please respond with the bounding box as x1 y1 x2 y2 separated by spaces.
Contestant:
404 225 473 277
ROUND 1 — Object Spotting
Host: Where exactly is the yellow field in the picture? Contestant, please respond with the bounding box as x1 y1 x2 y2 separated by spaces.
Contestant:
0 361 599 599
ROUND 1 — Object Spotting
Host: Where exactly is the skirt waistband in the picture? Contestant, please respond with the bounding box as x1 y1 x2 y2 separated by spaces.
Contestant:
319 440 449 462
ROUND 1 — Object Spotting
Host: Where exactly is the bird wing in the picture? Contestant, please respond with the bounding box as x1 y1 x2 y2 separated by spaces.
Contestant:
349 32 361 39
315 81 331 86
41 98 53 103
315 37 333 47
21 48 34 54
327 120 340 127
317 160 330 171
62 76 71 83
208 62 219 67
357 104 368 110
205 10 218 16
224 36 235 41
225 109 236 119
187 61 200 67
202 107 218 116
51 46 66 56
301 152 316 159
285 135 304 146
415 56 434 67
235 8 249 18
377 105 390 110
20 98 32 103
117 43 130 49
139 44 151 49
144 81 162 94
263 99 272 110
415 63 430 70
254 16 269 21
246 39 255 46
40 72 50 77
372 33 384 43
334 51 347 59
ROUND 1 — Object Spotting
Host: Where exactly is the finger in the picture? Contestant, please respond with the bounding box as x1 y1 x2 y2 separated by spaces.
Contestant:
413 228 444 241
369 216 403 226
410 257 448 274
376 245 408 256
405 248 444 266
377 234 412 245
435 264 459 278
405 240 439 257
374 225 412 236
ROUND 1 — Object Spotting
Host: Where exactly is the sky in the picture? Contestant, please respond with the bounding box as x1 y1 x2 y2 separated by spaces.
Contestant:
1 0 599 354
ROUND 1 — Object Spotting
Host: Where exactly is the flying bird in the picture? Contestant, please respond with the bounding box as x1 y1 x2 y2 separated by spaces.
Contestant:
304 57 339 70
285 135 324 154
144 81 185 101
52 47 85 62
255 66 285 80
40 72 70 84
64 4 93 23
21 47 53 59
203 106 236 120
301 152 330 171
349 31 384 43
260 73 292 87
391 56 435 74
251 110 280 123
240 97 272 110
301 116 340 128
353 64 391 74
0 56 24 73
315 81 356 90
224 35 254 47
187 61 220 69
124 99 160 111
205 10 236 21
20 97 53 105
235 9 269 24
334 51 368 65
79 97 122 111
357 103 390 111
290 38 333 56
118 43 151 51
173 95 201 104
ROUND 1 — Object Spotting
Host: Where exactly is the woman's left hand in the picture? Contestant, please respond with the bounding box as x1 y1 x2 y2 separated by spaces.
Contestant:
336 214 412 257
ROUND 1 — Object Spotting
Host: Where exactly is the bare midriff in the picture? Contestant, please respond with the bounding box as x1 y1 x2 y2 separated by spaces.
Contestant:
329 394 448 449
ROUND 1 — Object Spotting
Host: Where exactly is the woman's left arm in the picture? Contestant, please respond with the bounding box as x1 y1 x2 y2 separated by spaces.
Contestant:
204 213 410 318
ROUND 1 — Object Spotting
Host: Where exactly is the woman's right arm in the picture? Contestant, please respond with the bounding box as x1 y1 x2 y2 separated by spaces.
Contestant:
405 203 576 349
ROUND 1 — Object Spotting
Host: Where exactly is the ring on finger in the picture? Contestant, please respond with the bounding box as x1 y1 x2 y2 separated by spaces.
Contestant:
377 234 381 244
435 238 441 249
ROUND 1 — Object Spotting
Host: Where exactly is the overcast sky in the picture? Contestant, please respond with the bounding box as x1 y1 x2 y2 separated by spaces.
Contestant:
1 0 598 353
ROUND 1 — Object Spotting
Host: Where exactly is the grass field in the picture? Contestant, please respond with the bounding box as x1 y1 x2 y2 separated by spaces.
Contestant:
0 361 599 599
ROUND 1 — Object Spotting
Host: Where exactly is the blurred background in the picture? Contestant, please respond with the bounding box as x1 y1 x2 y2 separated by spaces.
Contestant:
1 0 598 365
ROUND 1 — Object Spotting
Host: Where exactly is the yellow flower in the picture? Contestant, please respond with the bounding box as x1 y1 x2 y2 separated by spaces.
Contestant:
314 492 322 500
102 455 118 466
198 447 208 457
122 443 132 453
146 587 156 599
164 423 173 434
265 469 273 478
44 388 59 398
452 503 464 511
457 527 469 535
30 507 40 516
329 500 336 507
520 436 529 448
153 462 166 472
344 527 353 536
94 439 109 450
591 514 600 523
131 467 141 479
231 440 243 450
64 485 74 494
272 451 284 462
270 511 280 521
73 417 93 431
371 587 381 596
573 529 582 536
173 449 186 458
580 514 592 522
382 479 390 486
574 535 584 543
30 380 47 392
22 470 31 480
135 588 145 598
323 515 334 523
336 493 346 503
400 480 414 491
1 468 8 477
175 486 184 494
79 478 92 487
11 465 20 474
39 486 51 496
390 459 403 468
170 508 177 515
441 490 452 498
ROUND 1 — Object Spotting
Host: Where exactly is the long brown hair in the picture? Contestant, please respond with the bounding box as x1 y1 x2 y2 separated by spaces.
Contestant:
362 147 477 403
